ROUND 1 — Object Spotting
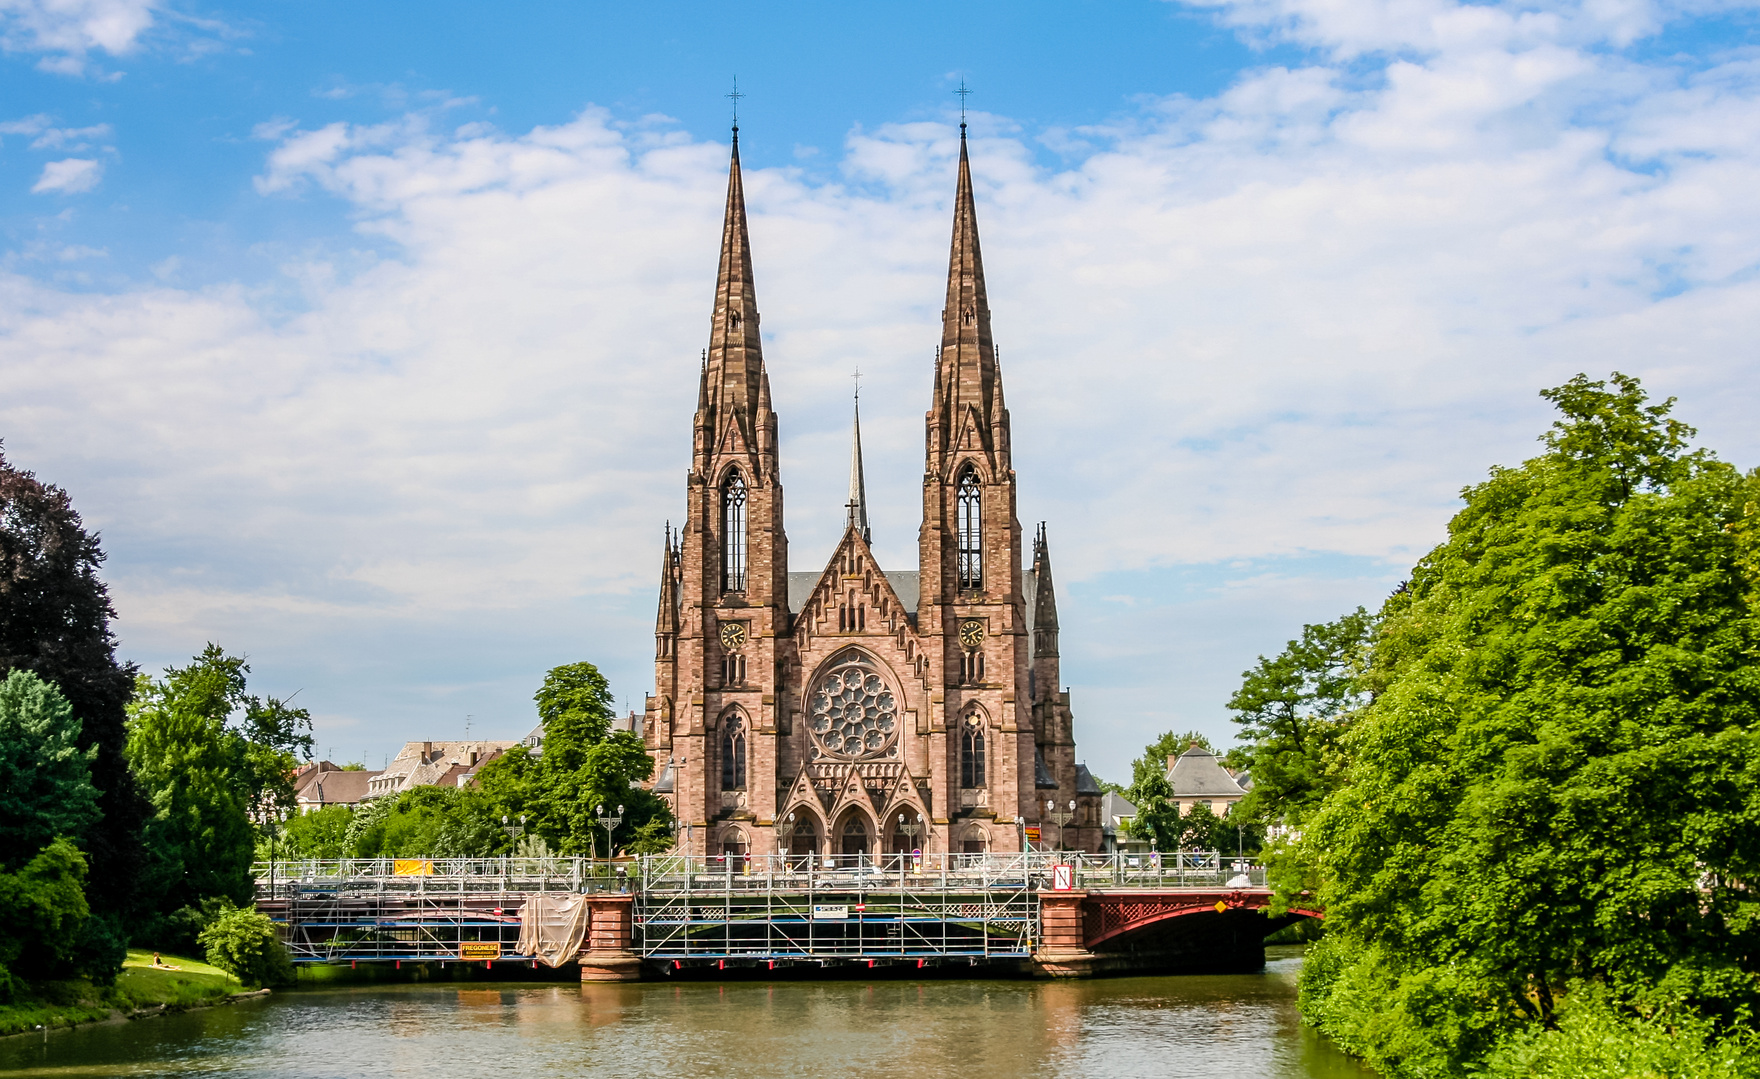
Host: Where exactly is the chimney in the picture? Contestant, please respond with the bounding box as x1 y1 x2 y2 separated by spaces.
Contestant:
1167 754 1178 773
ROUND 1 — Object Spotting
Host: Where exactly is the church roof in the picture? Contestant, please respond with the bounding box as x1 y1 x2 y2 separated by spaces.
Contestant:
788 570 920 617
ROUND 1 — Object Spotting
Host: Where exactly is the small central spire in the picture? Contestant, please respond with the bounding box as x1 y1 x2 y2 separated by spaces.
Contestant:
847 381 870 543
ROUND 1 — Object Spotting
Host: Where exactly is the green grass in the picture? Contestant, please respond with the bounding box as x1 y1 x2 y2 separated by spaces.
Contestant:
0 950 246 1036
117 950 243 1008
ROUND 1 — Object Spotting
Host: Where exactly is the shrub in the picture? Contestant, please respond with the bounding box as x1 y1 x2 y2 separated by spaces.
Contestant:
197 905 292 988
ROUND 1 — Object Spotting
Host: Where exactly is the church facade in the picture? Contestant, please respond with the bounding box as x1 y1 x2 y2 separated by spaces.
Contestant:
643 125 1102 860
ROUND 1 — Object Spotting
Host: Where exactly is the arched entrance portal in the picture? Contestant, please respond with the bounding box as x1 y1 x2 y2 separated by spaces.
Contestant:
785 815 819 868
840 815 871 859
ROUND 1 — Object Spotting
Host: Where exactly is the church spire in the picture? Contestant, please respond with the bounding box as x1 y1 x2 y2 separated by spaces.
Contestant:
698 128 774 476
929 124 1005 471
847 390 870 543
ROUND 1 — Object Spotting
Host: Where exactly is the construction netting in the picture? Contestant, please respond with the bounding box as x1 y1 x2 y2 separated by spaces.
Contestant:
517 895 590 967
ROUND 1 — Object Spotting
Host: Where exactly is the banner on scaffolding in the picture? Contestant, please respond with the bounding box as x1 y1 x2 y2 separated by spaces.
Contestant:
393 859 434 876
460 942 501 960
517 895 591 968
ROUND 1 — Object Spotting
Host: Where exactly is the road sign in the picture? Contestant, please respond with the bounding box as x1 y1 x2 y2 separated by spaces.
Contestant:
1052 864 1074 891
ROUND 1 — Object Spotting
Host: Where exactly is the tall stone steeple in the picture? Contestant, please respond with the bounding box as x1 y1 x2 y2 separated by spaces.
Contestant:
652 128 791 852
695 128 778 483
928 124 1009 478
918 123 1028 847
847 394 870 542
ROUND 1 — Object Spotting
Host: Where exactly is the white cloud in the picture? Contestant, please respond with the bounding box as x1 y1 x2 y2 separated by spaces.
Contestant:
0 0 157 73
30 156 102 192
4 0 1760 773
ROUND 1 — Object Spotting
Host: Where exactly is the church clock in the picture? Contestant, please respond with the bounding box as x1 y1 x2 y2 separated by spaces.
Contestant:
958 618 986 650
719 622 748 651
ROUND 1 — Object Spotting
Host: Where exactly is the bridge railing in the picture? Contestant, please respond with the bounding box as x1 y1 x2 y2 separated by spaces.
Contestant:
252 851 1265 899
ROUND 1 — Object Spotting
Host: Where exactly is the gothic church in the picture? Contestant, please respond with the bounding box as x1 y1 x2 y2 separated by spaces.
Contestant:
645 124 1102 859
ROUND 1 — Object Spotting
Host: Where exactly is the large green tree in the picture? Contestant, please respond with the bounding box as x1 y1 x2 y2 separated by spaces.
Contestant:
1227 608 1374 826
127 645 313 945
474 661 670 855
0 670 121 990
0 670 98 871
0 450 147 917
1295 374 1760 1077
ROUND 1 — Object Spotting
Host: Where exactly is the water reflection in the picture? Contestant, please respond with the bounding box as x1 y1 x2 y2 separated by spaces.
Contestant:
0 948 1374 1079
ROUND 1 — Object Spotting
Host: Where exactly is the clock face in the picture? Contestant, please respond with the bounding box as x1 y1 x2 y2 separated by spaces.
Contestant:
719 622 748 651
959 619 986 650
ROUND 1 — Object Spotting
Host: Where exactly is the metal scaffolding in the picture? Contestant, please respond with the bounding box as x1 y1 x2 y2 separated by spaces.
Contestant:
252 852 1266 965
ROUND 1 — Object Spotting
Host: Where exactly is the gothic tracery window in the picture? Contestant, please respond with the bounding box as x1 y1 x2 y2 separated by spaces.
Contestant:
722 471 748 593
721 713 747 791
807 650 899 761
960 717 987 789
957 466 982 590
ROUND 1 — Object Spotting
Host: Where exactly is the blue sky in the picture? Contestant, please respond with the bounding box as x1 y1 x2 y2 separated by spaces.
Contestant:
3 0 1759 780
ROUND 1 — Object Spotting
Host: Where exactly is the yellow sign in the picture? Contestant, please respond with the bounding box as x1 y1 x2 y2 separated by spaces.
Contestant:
1214 901 1229 914
393 859 434 876
1024 827 1041 842
460 942 502 960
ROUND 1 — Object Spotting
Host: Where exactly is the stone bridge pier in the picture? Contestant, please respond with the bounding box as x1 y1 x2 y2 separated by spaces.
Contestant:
577 894 641 982
1035 890 1318 977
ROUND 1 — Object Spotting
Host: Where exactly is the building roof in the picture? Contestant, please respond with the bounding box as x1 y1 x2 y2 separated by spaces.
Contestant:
370 740 517 798
1101 791 1138 821
295 767 380 806
1167 745 1248 798
788 570 920 617
1075 763 1102 796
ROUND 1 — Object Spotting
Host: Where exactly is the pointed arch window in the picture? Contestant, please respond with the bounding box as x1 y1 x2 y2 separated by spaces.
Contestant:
721 713 747 791
960 717 987 790
957 466 982 590
722 471 748 593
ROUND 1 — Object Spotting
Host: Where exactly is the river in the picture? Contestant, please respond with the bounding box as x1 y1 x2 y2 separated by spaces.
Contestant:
0 947 1373 1079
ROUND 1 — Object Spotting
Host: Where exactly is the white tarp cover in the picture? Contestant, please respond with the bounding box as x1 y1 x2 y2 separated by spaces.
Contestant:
517 895 590 967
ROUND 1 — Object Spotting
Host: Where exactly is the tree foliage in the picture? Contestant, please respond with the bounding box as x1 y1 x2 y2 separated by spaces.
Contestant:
1227 608 1375 825
0 670 98 872
472 661 670 855
0 839 98 997
126 645 313 945
1290 374 1760 1077
197 904 292 989
0 449 147 916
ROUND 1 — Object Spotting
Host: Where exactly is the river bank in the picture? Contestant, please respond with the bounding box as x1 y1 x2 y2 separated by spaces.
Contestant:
0 950 262 1037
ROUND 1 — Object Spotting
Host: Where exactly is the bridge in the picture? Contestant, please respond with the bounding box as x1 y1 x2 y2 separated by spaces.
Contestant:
254 852 1316 980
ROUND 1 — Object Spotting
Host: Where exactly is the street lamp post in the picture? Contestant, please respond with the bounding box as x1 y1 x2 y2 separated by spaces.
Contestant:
595 805 624 866
500 814 527 848
896 813 923 867
1048 799 1075 851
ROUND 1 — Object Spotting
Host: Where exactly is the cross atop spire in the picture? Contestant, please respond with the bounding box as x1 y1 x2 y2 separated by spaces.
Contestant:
954 80 973 126
727 76 743 129
847 385 871 543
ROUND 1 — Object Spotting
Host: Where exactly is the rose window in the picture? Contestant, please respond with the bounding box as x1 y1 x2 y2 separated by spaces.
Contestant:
808 651 899 760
